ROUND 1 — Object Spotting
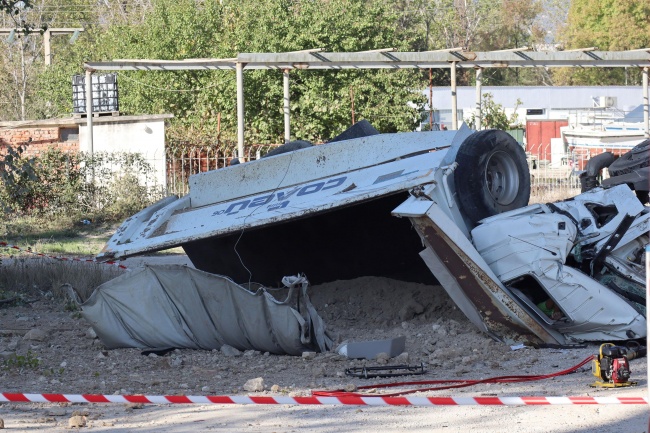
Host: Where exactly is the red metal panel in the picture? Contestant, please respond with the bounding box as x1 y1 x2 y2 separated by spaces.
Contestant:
525 121 542 155
525 120 568 160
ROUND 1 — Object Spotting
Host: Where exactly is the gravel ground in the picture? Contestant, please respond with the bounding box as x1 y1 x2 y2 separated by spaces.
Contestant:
0 257 647 432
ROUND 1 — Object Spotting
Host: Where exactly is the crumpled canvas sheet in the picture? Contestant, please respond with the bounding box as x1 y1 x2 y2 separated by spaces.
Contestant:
81 265 332 355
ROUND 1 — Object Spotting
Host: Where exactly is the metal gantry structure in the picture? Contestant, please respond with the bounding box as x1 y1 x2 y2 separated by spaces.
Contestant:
84 48 650 159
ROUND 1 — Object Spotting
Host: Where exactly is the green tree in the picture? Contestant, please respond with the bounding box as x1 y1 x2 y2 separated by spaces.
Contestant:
554 0 650 85
563 0 650 50
38 0 426 146
0 0 33 26
0 31 42 120
423 0 499 50
0 0 42 120
475 0 546 85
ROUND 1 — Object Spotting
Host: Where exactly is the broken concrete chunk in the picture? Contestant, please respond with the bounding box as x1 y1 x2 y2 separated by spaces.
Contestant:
23 328 48 342
399 300 424 321
168 356 183 368
221 345 242 357
45 407 67 417
85 327 97 339
423 340 437 354
68 415 86 428
394 352 410 364
301 351 317 360
243 377 264 392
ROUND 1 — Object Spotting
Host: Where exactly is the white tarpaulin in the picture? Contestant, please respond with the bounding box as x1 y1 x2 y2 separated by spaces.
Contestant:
81 265 332 355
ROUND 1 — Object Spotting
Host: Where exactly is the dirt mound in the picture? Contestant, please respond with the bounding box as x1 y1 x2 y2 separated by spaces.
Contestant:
0 273 624 399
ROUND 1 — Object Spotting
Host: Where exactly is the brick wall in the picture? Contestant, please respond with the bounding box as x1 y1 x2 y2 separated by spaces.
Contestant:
0 125 79 157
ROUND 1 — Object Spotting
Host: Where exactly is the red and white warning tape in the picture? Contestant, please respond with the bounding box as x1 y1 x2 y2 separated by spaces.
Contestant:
0 241 127 269
0 393 647 406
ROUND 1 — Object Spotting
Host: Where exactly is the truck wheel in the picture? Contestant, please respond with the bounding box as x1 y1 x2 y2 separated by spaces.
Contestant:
608 139 649 176
454 129 530 225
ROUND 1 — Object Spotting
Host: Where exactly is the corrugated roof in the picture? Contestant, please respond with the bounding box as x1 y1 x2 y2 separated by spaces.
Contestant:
85 49 650 71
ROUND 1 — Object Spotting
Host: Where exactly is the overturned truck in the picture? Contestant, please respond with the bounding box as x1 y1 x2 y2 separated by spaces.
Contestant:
97 123 648 346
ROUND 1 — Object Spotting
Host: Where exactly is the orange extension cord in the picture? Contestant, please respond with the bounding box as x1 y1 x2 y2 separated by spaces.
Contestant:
313 355 595 398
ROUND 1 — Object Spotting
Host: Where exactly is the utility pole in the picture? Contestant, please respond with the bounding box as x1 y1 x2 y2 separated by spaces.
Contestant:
0 27 84 65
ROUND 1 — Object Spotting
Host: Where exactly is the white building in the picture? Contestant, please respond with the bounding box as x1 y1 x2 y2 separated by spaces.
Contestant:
422 86 644 127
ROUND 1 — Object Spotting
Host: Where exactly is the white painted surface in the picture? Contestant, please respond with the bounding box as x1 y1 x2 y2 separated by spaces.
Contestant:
189 130 457 208
101 150 447 258
79 118 167 187
550 137 565 167
424 85 644 112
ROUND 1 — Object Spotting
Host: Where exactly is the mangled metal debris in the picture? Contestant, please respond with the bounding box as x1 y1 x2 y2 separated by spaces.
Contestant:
97 123 648 346
345 364 427 379
81 267 332 355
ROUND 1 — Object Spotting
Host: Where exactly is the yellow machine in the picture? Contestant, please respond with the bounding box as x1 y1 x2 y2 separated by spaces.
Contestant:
591 343 638 388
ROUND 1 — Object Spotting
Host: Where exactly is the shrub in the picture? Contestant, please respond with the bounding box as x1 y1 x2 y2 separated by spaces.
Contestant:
0 147 164 222
466 93 522 130
0 146 40 214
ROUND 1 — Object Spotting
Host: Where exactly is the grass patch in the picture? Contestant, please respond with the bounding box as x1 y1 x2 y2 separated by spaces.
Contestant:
0 214 184 257
0 214 185 303
2 350 41 370
0 215 114 257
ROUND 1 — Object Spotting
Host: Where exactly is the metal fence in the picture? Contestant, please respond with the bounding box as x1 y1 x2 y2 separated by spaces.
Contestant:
527 150 608 204
165 143 280 196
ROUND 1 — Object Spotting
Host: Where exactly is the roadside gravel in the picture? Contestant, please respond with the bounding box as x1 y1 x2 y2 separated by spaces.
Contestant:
0 257 647 432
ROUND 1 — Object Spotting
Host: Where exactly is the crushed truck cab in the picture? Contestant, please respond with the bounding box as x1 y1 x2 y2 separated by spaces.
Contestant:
98 123 648 345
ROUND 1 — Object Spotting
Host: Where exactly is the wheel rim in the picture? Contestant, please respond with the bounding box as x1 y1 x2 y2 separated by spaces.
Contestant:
484 151 519 206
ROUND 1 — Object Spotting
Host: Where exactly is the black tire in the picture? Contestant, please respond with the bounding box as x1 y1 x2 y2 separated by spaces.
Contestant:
328 119 380 143
454 129 530 226
262 140 313 158
608 139 650 176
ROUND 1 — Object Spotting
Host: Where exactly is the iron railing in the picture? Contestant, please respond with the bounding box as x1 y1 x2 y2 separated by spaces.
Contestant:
165 143 280 196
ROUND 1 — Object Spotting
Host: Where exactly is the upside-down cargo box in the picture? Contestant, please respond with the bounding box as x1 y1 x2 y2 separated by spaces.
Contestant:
95 123 648 348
